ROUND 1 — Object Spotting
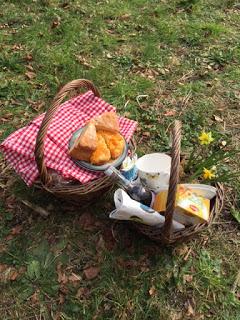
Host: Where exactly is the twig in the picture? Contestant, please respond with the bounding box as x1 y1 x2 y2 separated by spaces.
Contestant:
20 199 50 217
136 95 149 110
123 100 130 109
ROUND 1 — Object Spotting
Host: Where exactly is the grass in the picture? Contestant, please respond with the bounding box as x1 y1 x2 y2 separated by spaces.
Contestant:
0 0 240 319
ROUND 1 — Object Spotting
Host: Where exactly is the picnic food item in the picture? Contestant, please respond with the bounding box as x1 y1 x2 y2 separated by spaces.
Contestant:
98 130 125 159
93 111 120 132
153 185 210 225
110 189 185 230
69 121 97 161
105 166 153 206
90 133 111 165
69 111 125 165
182 184 216 200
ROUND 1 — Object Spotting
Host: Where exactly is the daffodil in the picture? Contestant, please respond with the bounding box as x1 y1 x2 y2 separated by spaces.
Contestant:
203 167 216 180
198 131 214 145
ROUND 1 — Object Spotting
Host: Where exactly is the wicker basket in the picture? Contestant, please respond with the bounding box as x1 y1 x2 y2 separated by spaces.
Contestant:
34 79 115 203
132 121 224 245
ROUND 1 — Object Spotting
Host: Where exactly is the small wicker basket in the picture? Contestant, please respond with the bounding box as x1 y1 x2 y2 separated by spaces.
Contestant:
132 121 224 245
34 79 114 203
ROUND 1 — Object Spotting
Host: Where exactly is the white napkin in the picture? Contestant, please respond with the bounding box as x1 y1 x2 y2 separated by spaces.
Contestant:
110 189 185 231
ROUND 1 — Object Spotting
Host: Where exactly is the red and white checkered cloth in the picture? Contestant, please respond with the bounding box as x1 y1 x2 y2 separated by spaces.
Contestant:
0 91 137 186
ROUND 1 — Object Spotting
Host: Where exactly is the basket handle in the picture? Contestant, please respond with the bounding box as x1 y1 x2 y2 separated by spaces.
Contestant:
162 120 182 240
34 79 100 185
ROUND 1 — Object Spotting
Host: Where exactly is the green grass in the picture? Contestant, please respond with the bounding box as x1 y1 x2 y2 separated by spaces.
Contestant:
0 0 240 319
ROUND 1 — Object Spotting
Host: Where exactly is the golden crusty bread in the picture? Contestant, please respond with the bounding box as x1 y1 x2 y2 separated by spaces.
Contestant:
69 121 97 162
90 133 111 165
98 130 125 159
93 111 119 133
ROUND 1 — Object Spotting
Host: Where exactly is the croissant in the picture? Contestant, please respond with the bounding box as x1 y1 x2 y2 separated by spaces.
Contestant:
93 111 119 133
98 130 125 159
69 121 97 161
90 133 111 165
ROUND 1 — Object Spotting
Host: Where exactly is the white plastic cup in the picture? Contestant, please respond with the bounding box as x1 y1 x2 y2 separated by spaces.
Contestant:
136 153 171 193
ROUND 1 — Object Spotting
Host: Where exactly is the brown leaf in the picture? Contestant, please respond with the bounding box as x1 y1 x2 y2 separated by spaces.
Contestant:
78 212 97 231
142 131 150 137
11 225 22 235
9 270 19 281
117 258 138 269
0 264 8 273
59 272 68 284
148 286 157 296
25 71 36 80
164 109 176 117
186 300 195 317
57 263 68 284
51 19 60 29
119 13 131 20
26 65 34 72
83 266 100 280
102 228 116 251
0 244 7 253
30 291 39 304
76 287 91 299
24 54 33 61
0 265 23 282
213 114 223 122
5 234 14 241
59 293 65 305
183 274 193 283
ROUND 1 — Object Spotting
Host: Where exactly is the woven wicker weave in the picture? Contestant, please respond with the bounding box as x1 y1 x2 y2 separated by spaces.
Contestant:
34 79 114 203
132 121 224 244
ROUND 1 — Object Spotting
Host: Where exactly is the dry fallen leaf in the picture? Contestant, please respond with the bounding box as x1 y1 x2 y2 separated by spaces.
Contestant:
25 71 36 80
68 272 81 283
76 287 91 299
213 114 223 122
0 265 25 282
26 64 34 72
148 286 157 296
57 264 68 284
30 291 39 304
183 274 193 283
0 244 7 253
186 300 195 317
5 234 14 241
142 131 150 137
9 270 19 281
11 225 23 235
0 264 8 273
164 109 176 117
59 293 65 305
78 212 97 231
51 19 61 29
25 54 33 61
83 266 100 280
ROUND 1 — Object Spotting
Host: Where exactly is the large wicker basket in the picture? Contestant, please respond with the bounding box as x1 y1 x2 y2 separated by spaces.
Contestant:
34 79 115 203
132 121 224 245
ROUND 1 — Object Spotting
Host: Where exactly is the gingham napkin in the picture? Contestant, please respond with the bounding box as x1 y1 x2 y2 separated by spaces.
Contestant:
0 91 137 186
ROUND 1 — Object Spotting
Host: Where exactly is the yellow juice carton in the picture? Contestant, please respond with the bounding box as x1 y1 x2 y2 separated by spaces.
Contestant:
153 185 210 225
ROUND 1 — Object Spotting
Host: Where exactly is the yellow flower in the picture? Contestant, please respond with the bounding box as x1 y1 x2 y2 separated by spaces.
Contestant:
203 167 216 180
199 131 214 145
